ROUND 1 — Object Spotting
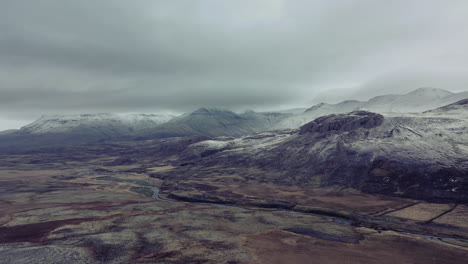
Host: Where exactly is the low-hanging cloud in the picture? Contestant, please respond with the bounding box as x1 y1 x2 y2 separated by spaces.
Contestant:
1 0 468 129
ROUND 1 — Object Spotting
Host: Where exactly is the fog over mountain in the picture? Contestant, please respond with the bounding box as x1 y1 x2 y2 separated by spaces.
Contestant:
1 0 468 130
0 87 466 151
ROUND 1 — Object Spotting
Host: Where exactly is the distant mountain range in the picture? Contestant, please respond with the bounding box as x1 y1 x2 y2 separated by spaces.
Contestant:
0 113 174 150
0 87 466 151
20 113 174 135
275 87 468 128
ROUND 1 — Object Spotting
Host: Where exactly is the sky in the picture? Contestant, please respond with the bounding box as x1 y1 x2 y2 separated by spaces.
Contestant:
1 0 468 130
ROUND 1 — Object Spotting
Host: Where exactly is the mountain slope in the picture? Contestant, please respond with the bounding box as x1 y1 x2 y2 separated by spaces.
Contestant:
424 98 468 115
20 113 174 134
1 88 466 152
275 100 365 129
0 113 174 151
136 108 290 139
0 108 291 151
177 107 468 202
361 87 456 113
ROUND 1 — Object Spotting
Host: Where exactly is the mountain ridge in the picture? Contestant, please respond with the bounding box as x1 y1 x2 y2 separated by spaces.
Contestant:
136 108 291 140
0 87 467 151
20 113 175 135
275 87 468 129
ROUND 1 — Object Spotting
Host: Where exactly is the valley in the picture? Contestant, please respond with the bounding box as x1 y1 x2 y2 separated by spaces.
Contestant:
2 1 468 262
0 88 467 263
1 127 467 263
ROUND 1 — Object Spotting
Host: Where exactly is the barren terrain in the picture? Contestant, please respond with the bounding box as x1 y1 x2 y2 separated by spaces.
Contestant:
0 143 467 264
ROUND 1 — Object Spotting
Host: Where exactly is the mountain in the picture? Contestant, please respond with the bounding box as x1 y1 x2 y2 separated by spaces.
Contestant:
0 113 174 151
275 100 364 129
1 88 466 151
175 107 468 202
276 87 468 129
361 87 457 113
136 108 290 140
20 113 173 135
0 108 292 151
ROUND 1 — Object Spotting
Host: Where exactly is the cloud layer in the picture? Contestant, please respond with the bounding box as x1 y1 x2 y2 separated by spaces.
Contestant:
1 0 468 129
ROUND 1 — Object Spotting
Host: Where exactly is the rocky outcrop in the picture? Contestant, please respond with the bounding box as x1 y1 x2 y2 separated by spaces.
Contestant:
299 111 384 135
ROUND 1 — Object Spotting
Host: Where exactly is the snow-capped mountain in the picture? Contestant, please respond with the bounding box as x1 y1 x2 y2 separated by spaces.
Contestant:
136 108 290 140
360 87 461 113
275 100 364 129
0 113 175 151
0 88 466 151
20 113 174 134
275 87 468 129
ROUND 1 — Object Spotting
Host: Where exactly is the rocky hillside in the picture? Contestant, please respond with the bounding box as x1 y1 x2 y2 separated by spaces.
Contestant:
176 109 468 202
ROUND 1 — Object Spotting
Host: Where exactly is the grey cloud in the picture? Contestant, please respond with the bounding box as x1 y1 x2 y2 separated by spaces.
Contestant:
1 0 468 129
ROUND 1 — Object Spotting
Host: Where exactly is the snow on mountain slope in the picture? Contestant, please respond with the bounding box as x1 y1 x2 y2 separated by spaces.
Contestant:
137 108 290 139
0 113 176 150
275 100 364 129
437 91 468 108
1 88 466 151
20 113 174 134
276 87 468 129
360 87 455 113
181 108 468 202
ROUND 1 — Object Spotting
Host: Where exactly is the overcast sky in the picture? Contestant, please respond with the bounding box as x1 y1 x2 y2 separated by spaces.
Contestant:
1 0 468 130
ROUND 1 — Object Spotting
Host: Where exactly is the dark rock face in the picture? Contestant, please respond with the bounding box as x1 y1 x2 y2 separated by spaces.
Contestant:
299 111 384 135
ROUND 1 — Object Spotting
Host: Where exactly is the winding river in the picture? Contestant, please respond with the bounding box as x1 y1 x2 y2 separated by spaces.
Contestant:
96 175 468 249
